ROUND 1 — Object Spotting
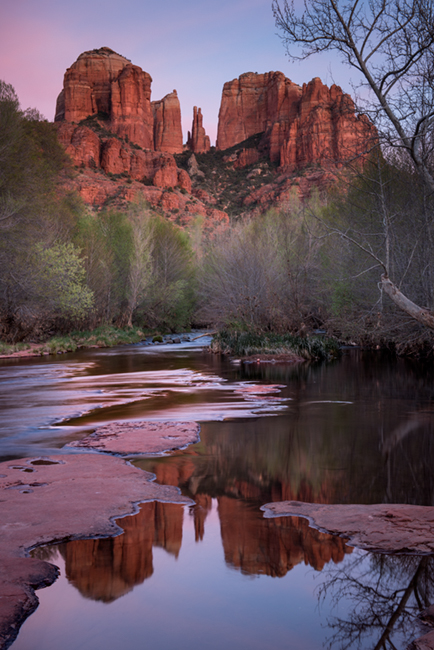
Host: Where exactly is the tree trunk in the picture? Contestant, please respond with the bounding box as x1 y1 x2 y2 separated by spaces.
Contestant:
381 275 434 330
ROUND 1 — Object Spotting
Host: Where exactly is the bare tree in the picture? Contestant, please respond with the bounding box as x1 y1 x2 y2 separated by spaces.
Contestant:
198 196 324 331
273 0 434 330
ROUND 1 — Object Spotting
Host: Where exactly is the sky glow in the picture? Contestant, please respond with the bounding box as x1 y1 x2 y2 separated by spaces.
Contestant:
1 0 352 144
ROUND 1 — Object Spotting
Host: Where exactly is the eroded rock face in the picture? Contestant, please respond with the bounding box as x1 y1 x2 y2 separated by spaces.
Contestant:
187 106 210 153
216 71 375 169
217 71 301 152
59 167 227 234
152 91 183 154
56 47 154 150
57 124 185 189
55 48 193 199
55 47 184 155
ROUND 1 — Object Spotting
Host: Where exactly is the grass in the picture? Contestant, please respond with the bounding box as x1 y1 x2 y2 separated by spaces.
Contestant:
0 326 149 357
0 342 31 355
210 329 340 361
39 326 148 354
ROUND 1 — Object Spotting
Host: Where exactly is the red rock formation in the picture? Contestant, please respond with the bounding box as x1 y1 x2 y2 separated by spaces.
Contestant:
177 169 192 193
216 71 301 152
55 48 198 206
56 47 154 150
67 421 200 455
152 91 183 154
56 47 184 155
60 167 227 233
110 63 154 149
262 501 434 554
58 124 186 190
56 123 101 168
279 78 375 171
216 71 376 170
187 106 210 153
223 148 260 169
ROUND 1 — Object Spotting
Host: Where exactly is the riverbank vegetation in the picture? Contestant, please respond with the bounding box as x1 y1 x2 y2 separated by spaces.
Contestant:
210 330 340 361
1 69 434 358
0 326 147 357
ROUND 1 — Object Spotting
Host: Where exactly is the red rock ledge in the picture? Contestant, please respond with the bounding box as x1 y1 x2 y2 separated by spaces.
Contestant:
261 501 434 649
0 454 193 649
261 500 434 554
66 421 200 455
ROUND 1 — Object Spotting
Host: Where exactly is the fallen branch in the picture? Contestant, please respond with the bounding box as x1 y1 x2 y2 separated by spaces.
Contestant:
381 274 434 330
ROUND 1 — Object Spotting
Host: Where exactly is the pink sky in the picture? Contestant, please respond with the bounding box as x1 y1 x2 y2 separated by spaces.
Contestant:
0 0 352 144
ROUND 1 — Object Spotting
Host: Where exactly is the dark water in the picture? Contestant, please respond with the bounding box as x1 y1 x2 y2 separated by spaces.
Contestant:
3 339 434 649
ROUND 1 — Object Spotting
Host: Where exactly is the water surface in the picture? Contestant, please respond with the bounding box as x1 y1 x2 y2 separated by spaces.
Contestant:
2 340 434 649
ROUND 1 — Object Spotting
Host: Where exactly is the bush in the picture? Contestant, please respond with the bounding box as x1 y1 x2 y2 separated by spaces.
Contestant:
211 329 340 360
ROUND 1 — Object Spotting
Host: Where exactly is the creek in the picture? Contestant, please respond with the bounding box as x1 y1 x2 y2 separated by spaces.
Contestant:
2 336 434 649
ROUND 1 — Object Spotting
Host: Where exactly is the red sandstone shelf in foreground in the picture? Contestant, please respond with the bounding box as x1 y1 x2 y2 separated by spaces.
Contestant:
261 500 434 554
0 454 194 650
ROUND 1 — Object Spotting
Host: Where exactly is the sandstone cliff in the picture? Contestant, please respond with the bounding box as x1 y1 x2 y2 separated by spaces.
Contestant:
187 106 210 154
216 71 375 171
54 48 230 224
56 47 155 150
216 71 301 152
54 51 376 220
56 121 188 191
55 48 189 190
152 91 183 154
55 47 184 154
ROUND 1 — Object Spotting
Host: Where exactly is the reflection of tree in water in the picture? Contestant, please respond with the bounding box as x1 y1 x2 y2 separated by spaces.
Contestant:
318 553 434 649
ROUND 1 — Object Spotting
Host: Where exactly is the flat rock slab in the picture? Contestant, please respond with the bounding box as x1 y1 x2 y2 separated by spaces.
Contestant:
261 500 434 554
0 454 193 649
66 420 200 455
413 631 434 650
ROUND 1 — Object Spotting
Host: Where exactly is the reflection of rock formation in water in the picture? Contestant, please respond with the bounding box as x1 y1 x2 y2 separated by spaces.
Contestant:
59 501 183 602
142 452 351 578
218 497 351 577
194 494 212 542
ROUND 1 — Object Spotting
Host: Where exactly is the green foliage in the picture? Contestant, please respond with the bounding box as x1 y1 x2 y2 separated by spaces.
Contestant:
137 215 196 331
28 325 147 355
211 329 340 360
330 281 356 317
32 242 94 319
72 208 134 325
0 341 30 355
0 81 89 341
